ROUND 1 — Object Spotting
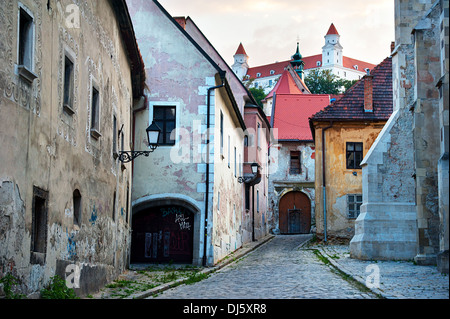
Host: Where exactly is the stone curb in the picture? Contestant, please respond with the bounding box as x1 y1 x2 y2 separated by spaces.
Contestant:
317 247 400 299
125 234 275 299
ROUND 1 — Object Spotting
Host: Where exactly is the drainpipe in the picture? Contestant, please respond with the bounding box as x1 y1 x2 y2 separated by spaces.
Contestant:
321 122 333 243
203 70 226 266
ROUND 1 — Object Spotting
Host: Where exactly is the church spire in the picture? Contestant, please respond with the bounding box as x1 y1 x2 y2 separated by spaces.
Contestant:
290 42 305 79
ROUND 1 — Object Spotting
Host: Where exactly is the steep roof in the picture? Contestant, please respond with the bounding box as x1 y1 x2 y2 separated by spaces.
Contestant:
245 54 375 79
309 57 393 122
265 69 304 99
326 23 339 35
235 43 247 56
273 94 330 141
110 0 145 97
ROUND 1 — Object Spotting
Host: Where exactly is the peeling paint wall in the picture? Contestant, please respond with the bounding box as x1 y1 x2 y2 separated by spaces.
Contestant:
268 141 316 233
314 123 385 239
0 0 135 297
211 85 245 264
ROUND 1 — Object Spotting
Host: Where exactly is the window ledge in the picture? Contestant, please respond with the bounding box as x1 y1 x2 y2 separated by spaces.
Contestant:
63 103 75 115
90 128 102 139
18 65 38 84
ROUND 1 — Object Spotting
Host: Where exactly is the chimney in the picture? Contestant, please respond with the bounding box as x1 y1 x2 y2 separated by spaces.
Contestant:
364 70 373 112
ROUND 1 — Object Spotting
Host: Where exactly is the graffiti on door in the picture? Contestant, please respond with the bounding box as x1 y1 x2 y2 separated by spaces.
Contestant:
131 205 195 263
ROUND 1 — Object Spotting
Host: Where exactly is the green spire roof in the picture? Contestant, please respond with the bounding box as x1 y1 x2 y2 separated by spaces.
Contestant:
290 42 305 73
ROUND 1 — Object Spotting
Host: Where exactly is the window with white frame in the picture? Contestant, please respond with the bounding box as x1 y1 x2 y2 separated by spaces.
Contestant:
348 194 362 219
18 6 34 71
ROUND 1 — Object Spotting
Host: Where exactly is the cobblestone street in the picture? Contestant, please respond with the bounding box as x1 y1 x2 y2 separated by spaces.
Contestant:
151 235 377 299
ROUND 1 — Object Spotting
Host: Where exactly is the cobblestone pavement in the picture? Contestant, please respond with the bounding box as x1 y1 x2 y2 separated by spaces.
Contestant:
317 244 449 299
151 235 377 299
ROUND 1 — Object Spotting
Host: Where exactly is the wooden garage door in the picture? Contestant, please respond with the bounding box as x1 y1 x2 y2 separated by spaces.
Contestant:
131 205 194 263
279 191 311 234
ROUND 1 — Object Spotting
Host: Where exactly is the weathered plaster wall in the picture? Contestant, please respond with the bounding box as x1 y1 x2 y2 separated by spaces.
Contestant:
268 141 315 233
242 108 270 243
314 123 384 239
212 85 245 264
0 0 135 296
128 0 221 266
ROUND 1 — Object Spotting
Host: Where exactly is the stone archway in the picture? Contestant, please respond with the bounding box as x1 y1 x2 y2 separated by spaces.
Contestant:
279 191 311 234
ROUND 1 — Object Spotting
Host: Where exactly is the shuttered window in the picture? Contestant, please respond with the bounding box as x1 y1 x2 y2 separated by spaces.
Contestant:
289 151 301 175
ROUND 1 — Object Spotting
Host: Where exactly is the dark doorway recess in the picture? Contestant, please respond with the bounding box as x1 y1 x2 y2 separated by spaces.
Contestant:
131 205 194 263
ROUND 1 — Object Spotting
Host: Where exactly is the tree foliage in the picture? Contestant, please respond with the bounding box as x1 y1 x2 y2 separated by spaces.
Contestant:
304 69 357 94
248 87 266 108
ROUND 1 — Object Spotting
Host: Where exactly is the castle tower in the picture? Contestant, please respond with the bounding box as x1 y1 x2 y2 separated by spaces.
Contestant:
232 43 249 80
322 23 343 67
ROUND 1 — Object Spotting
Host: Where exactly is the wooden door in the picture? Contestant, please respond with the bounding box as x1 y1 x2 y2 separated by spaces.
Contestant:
279 192 311 234
131 205 194 263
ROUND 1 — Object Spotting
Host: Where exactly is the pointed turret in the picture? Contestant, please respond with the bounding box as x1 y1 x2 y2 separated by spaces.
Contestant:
326 23 339 36
322 23 343 67
232 43 249 81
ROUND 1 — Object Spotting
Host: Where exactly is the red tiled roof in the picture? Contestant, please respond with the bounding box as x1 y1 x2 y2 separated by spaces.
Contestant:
310 57 393 122
235 43 247 56
326 23 339 35
265 69 304 100
246 54 376 79
273 94 330 141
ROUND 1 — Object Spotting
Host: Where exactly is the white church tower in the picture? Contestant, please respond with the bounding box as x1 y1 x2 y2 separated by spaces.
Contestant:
322 23 343 67
232 43 249 80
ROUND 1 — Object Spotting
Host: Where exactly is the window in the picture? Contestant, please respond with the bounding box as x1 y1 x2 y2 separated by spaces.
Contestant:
348 194 362 219
126 185 130 224
289 151 301 174
346 142 363 169
228 136 230 168
257 190 260 213
153 106 176 145
73 189 81 227
112 191 116 221
354 65 358 70
31 187 48 264
90 86 100 138
257 123 261 148
234 147 237 177
245 184 250 210
270 70 275 75
256 73 261 77
220 111 224 155
112 115 117 156
18 7 33 70
316 61 321 66
63 56 75 114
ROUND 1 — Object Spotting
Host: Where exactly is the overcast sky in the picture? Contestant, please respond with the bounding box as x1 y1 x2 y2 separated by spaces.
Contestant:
156 0 395 68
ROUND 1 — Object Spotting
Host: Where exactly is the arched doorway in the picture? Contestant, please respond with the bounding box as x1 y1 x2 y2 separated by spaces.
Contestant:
279 191 311 234
131 204 195 263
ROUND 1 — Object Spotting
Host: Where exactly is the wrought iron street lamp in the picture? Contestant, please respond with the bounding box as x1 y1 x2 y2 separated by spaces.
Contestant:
238 162 259 184
118 121 161 163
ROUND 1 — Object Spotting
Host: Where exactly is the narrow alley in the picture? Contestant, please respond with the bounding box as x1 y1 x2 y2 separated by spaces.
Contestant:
151 235 377 299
